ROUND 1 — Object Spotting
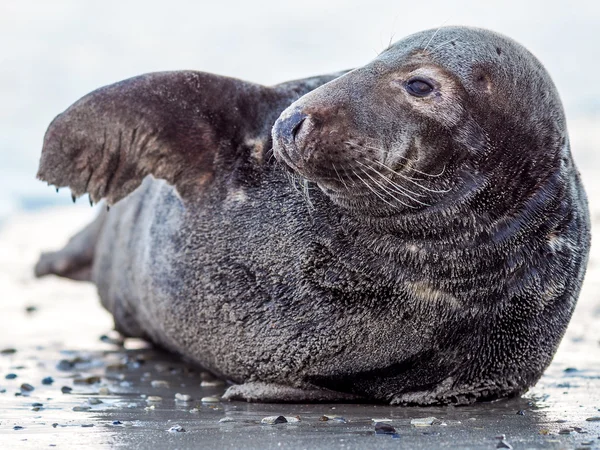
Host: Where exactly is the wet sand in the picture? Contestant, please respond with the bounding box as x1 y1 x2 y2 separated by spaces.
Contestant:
1 166 600 449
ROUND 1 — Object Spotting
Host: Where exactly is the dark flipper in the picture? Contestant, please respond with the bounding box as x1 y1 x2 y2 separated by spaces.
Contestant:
34 210 107 281
36 70 347 205
222 382 363 403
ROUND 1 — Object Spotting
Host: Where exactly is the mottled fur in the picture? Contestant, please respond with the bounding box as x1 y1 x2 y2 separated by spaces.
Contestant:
35 27 590 405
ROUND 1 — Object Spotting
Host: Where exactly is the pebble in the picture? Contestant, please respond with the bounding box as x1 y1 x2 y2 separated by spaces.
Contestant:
261 416 288 425
13 426 23 430
88 397 103 405
25 305 37 313
516 410 526 415
371 418 393 422
168 425 186 433
99 334 125 346
144 405 156 411
74 376 101 385
73 406 91 412
219 417 235 423
175 393 193 402
32 402 43 407
1 348 17 355
374 422 397 435
151 380 169 388
81 424 94 428
98 387 110 395
496 440 513 449
146 396 162 402
5 373 17 379
42 376 54 385
586 417 600 422
410 417 442 427
201 396 220 403
200 380 225 387
20 383 34 392
61 386 73 394
320 415 346 423
112 421 123 425
559 429 575 435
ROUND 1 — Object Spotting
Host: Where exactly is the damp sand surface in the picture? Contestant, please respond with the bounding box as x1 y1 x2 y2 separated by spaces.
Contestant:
2 174 600 449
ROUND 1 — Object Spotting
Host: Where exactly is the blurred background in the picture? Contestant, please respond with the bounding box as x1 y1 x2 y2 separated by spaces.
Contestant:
0 0 599 223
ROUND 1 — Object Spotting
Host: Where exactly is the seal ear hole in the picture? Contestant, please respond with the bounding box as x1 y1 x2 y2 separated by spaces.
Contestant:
473 70 492 92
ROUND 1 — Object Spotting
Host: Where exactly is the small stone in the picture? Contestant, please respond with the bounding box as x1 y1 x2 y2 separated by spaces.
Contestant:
81 424 94 428
87 397 103 405
200 396 220 403
261 415 288 425
495 435 506 440
32 402 43 407
5 373 17 379
556 419 568 423
175 393 193 402
496 440 513 449
25 305 37 313
1 348 16 355
144 405 156 411
20 383 35 392
200 380 225 387
410 417 441 427
112 421 122 425
61 386 73 394
168 425 186 433
219 417 235 423
375 422 397 435
52 423 58 428
371 418 393 422
150 380 169 388
539 429 550 435
516 410 525 415
98 387 110 395
73 406 91 412
559 429 574 435
586 417 600 422
146 396 162 402
99 334 124 346
564 367 578 373
13 426 24 430
73 376 101 385
42 377 54 385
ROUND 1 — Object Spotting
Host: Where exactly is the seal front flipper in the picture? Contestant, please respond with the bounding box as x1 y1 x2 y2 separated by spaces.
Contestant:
37 70 347 205
34 209 107 281
222 382 363 403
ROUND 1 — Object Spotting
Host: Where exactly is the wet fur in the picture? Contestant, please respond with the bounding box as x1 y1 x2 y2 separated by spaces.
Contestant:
35 27 590 405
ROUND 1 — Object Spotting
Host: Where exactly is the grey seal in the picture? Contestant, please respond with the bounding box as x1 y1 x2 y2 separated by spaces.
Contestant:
34 26 590 405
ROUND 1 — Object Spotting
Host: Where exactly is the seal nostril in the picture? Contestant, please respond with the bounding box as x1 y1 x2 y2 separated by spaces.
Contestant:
291 117 306 141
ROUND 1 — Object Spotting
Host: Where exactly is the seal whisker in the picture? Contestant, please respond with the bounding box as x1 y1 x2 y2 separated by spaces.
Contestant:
430 39 460 54
372 160 452 194
358 167 417 209
353 168 399 209
332 163 350 191
356 160 431 206
423 23 447 51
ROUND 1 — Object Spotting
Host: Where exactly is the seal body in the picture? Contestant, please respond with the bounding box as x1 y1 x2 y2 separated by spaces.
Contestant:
35 27 590 404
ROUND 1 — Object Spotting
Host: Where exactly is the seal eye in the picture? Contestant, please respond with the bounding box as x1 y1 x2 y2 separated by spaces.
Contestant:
406 78 434 97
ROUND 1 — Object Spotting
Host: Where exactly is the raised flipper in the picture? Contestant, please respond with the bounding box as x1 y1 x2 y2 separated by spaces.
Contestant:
222 381 363 403
36 70 348 205
34 209 107 281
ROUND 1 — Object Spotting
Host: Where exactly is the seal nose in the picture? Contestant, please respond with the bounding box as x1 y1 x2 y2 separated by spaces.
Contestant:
276 110 307 145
